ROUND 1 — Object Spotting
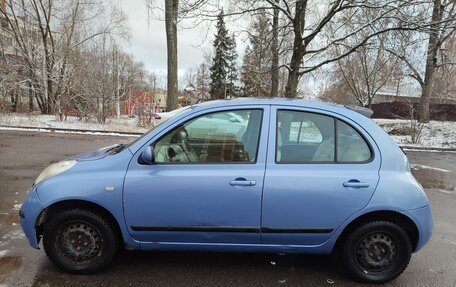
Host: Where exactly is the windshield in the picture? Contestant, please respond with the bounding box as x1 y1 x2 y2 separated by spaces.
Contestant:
123 106 192 151
158 106 191 126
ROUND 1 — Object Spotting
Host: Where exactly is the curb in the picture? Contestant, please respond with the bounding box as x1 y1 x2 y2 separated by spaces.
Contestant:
0 125 143 136
400 146 456 152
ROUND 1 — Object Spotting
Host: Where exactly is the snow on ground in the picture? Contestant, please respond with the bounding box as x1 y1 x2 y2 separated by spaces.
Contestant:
374 119 456 149
0 113 455 149
0 113 149 134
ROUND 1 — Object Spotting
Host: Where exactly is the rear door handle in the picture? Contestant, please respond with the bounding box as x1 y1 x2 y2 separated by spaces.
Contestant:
343 180 370 188
230 178 256 186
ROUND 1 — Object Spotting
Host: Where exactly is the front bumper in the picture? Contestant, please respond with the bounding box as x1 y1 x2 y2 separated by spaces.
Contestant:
402 204 433 252
19 187 44 249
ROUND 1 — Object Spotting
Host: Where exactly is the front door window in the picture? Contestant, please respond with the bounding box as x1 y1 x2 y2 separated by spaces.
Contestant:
154 109 262 163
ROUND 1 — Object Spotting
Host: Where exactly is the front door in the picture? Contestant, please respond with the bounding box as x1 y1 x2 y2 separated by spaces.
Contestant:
123 107 269 244
261 107 380 245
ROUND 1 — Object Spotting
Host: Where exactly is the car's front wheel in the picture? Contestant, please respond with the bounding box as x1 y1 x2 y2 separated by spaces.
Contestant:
43 208 119 274
342 221 412 283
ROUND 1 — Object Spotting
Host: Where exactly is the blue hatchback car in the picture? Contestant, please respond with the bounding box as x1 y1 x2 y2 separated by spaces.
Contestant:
20 99 433 283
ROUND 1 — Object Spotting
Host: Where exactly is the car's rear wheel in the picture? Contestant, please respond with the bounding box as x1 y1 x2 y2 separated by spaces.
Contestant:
43 208 119 274
342 221 412 283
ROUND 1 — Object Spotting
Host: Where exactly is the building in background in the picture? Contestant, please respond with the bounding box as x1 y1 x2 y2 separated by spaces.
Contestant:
123 89 167 116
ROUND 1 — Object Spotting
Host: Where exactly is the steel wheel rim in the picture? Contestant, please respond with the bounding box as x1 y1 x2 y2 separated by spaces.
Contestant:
56 221 103 265
355 231 398 272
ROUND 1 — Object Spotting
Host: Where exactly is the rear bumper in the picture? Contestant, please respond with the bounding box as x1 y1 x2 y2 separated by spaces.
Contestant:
19 187 43 249
402 205 433 252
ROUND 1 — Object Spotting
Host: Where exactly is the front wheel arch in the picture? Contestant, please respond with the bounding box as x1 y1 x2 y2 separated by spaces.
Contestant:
36 200 123 248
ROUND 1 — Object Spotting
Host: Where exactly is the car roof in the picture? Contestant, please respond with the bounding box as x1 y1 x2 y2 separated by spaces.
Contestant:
191 98 375 118
192 98 340 110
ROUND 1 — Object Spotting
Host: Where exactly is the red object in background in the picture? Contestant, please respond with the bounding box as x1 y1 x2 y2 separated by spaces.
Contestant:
1 0 5 12
66 109 78 116
124 90 154 116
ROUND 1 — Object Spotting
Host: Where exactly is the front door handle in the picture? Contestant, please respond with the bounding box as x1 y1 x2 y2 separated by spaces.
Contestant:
230 178 256 186
343 180 370 188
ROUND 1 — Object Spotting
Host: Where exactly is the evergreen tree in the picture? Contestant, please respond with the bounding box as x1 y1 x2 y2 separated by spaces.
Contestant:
226 33 238 98
241 10 273 97
210 10 231 100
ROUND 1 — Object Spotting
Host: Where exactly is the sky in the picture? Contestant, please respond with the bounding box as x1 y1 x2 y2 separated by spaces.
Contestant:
118 0 215 82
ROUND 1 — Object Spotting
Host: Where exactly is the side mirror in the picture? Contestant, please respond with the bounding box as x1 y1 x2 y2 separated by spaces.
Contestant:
141 146 155 164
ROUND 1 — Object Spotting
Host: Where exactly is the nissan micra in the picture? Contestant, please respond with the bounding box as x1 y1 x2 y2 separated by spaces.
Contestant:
20 98 433 283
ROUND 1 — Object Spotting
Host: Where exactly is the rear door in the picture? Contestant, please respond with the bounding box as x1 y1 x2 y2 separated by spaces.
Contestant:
261 106 380 245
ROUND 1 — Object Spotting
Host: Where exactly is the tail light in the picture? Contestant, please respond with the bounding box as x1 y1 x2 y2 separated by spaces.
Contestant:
154 115 161 120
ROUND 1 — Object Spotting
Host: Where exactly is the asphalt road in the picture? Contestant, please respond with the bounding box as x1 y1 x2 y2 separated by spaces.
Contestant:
0 130 455 287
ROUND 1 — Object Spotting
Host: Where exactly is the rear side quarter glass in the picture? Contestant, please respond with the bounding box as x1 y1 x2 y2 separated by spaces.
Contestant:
336 120 371 162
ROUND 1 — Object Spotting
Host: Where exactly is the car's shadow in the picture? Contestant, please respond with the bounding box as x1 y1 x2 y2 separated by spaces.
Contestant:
32 251 354 287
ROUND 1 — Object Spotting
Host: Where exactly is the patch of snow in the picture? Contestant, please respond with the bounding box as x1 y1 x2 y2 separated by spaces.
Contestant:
403 148 456 153
0 250 8 257
0 113 148 134
0 126 141 137
374 119 456 149
411 164 451 173
3 230 24 240
431 189 453 194
12 204 22 211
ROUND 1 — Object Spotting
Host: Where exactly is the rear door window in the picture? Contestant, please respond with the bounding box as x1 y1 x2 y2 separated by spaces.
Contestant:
276 110 372 163
277 110 335 162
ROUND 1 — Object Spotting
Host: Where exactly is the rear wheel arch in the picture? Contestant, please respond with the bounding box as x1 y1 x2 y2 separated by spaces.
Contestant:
335 210 419 252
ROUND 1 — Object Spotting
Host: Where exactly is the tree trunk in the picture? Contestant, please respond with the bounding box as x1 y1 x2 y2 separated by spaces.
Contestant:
285 60 300 98
418 0 442 123
270 0 279 98
47 79 54 114
165 0 179 111
285 33 304 98
28 81 34 112
284 0 306 98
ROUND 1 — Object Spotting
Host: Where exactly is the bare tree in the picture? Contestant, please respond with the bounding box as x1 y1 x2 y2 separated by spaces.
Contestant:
195 53 211 102
223 0 456 100
382 0 456 122
164 0 179 111
417 0 456 122
0 0 126 115
147 0 211 110
433 34 456 102
330 14 400 108
270 0 280 97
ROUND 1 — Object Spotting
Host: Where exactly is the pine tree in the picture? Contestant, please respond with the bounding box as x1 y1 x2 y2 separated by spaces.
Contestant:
241 10 273 97
225 33 238 98
210 10 231 100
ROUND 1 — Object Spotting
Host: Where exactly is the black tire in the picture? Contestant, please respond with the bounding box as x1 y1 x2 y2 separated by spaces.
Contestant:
43 208 119 274
342 221 412 284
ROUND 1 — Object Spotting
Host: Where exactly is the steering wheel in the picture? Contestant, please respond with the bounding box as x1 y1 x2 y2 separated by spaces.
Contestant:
178 129 198 162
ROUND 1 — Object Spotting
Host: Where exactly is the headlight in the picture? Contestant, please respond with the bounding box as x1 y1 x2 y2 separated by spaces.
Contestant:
34 160 77 185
